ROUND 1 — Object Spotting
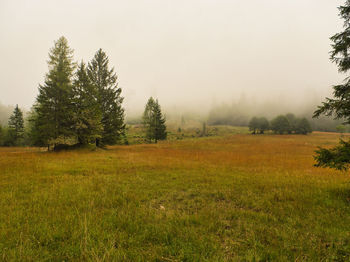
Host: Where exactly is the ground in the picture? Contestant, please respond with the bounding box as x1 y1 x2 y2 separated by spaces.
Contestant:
0 130 350 261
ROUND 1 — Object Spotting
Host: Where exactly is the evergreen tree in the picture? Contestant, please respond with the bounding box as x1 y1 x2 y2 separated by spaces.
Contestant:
7 105 24 145
27 108 44 147
313 1 350 169
153 100 167 142
0 124 4 146
143 97 156 142
73 62 102 145
87 49 125 146
142 97 167 143
34 36 76 148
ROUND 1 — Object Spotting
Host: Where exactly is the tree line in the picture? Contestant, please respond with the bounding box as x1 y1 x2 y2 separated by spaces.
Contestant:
249 114 312 135
0 37 167 149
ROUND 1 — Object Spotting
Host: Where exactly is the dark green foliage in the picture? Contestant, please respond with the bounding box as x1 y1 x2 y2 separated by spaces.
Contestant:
271 115 290 134
249 117 259 134
295 118 312 135
286 113 297 134
73 62 102 144
27 108 50 147
257 117 269 134
143 97 167 143
314 139 350 170
30 40 125 149
6 105 24 146
34 36 76 146
313 1 350 123
0 124 3 146
87 49 125 146
313 1 350 170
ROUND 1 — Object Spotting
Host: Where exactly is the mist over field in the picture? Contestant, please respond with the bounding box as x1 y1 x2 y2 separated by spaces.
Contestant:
3 0 350 260
0 0 345 119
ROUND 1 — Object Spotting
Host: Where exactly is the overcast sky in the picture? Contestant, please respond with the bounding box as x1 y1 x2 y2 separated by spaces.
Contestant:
0 0 345 114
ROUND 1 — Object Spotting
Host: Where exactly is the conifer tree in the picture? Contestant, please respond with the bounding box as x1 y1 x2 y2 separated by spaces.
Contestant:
153 100 167 142
313 1 350 170
73 62 102 145
143 97 156 142
142 97 167 143
7 104 24 145
87 49 125 146
34 36 76 148
0 124 3 146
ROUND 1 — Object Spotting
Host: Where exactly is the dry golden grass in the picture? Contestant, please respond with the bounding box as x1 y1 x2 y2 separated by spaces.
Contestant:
0 132 349 261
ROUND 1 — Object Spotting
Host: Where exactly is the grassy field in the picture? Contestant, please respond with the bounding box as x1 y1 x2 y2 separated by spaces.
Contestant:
0 131 350 261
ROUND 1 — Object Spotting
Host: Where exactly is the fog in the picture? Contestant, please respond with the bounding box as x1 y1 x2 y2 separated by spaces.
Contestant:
0 0 345 118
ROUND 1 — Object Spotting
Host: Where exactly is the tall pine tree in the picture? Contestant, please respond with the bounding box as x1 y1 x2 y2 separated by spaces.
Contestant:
73 62 102 145
142 97 167 143
87 49 125 146
34 36 76 148
314 1 350 170
7 105 24 145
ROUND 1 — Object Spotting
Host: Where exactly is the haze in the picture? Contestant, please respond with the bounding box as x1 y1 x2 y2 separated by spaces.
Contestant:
0 0 345 116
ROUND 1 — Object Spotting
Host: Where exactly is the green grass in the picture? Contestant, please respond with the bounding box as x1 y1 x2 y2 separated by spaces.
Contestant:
0 131 350 261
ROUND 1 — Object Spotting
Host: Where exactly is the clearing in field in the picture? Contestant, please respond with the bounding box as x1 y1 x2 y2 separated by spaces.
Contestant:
0 132 350 261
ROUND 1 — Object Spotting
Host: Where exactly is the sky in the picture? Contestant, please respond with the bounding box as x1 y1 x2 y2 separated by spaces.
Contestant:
0 0 345 115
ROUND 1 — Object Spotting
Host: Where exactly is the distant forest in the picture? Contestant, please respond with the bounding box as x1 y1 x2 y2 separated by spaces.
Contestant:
207 102 346 132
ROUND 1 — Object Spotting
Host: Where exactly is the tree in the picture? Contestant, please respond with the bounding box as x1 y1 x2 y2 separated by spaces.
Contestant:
7 105 24 145
153 100 167 142
34 36 76 148
73 62 102 145
249 117 259 134
295 118 312 135
87 49 125 146
142 97 167 143
313 1 350 169
257 117 269 134
143 97 156 142
314 139 350 171
0 124 4 146
286 113 297 134
271 115 290 134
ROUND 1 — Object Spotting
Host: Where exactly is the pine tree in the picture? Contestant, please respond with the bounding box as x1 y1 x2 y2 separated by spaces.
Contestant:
143 97 156 142
73 62 102 145
34 36 76 148
142 97 167 143
0 124 3 146
153 100 167 142
7 104 24 145
313 1 350 170
87 49 125 146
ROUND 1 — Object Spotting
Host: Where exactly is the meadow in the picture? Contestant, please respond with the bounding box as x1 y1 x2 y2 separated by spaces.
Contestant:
0 129 350 261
